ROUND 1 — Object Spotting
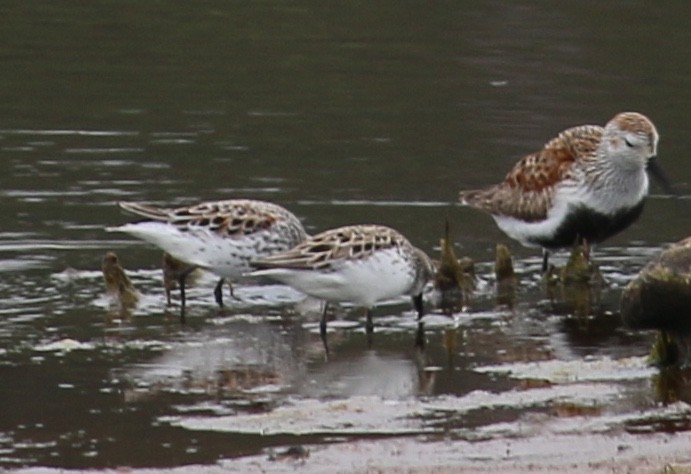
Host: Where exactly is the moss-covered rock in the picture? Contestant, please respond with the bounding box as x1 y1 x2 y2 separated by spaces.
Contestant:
621 237 691 367
648 331 680 367
621 236 691 334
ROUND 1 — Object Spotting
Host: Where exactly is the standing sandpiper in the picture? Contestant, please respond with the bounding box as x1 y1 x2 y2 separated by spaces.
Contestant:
251 224 435 351
459 112 669 270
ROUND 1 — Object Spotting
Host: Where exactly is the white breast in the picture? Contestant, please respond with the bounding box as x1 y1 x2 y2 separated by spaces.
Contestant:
252 248 416 307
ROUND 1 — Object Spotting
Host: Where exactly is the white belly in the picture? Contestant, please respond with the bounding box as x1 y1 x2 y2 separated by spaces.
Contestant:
253 249 416 307
110 222 297 279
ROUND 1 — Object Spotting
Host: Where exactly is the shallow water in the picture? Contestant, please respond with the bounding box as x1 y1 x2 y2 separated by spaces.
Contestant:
1 1 691 471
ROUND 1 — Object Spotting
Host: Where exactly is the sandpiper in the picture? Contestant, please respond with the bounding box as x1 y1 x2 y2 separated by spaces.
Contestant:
250 224 435 347
459 112 669 270
108 199 308 311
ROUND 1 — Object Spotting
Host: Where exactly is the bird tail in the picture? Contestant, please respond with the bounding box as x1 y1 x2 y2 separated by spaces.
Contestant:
117 201 170 221
458 189 485 207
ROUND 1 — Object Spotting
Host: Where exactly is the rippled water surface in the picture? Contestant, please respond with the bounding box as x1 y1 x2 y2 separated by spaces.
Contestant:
1 1 691 472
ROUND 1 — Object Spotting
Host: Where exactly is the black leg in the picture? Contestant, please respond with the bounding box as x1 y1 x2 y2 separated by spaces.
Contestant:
229 283 242 301
365 308 374 349
214 278 225 307
412 293 424 319
177 273 188 311
177 273 187 325
177 266 202 323
177 269 197 324
176 266 198 310
320 303 329 357
365 308 374 334
541 249 550 273
415 321 425 350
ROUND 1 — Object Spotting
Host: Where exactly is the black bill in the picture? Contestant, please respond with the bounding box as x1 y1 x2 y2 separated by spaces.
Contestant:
647 158 676 196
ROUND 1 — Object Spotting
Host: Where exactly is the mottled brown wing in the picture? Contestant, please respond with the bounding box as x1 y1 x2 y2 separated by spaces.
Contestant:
334 225 404 260
503 147 575 193
170 201 278 236
253 225 404 270
460 125 603 222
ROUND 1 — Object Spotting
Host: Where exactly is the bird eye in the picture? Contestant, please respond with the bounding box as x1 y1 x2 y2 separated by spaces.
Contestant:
624 137 635 148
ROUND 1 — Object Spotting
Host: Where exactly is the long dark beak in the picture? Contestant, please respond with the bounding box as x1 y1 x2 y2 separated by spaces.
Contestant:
647 157 676 196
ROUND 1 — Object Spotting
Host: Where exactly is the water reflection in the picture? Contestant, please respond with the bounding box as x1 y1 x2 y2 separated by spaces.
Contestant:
122 320 306 402
1 0 691 469
298 350 424 399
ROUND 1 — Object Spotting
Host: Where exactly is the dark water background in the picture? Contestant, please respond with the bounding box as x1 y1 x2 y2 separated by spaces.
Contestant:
0 1 690 470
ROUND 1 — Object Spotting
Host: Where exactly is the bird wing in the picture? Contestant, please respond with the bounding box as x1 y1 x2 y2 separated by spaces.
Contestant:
118 200 281 237
459 125 602 222
252 225 406 270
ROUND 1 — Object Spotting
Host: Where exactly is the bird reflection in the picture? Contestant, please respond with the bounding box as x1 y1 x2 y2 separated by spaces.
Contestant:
297 350 424 399
317 305 426 359
415 322 426 350
122 320 304 402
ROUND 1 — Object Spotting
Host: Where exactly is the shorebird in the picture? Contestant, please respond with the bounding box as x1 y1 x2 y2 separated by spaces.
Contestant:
459 112 670 271
251 224 435 349
108 199 307 312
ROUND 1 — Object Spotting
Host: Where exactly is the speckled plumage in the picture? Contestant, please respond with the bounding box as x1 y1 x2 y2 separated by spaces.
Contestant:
116 199 306 248
459 112 660 252
251 224 435 342
253 225 418 270
108 199 307 309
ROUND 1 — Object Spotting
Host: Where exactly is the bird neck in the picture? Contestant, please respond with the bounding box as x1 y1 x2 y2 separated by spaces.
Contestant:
585 153 649 211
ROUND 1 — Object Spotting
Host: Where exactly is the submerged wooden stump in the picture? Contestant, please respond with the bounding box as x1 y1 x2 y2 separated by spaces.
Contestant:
434 221 475 312
621 236 691 366
494 244 515 308
494 244 514 281
543 244 604 323
162 252 202 305
544 243 604 287
102 251 140 309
